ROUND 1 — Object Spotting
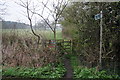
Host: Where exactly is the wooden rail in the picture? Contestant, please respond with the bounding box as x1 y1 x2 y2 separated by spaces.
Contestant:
44 39 73 54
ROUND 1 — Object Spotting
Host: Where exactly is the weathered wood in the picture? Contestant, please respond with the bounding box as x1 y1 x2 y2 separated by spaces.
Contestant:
44 39 73 54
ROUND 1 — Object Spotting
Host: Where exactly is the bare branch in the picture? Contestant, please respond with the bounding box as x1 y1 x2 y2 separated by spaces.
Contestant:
106 50 113 56
0 0 7 17
59 0 64 9
19 11 28 18
41 0 49 14
32 11 54 32
18 0 27 7
17 0 69 46
18 0 42 44
56 1 69 21
27 0 32 6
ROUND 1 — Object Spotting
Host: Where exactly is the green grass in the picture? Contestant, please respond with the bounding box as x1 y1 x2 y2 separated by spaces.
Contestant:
2 63 66 78
2 29 63 39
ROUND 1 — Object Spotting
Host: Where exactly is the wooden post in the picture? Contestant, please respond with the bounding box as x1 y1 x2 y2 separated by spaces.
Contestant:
99 11 103 69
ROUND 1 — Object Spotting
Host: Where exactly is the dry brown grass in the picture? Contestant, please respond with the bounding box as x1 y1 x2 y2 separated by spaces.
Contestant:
2 32 60 68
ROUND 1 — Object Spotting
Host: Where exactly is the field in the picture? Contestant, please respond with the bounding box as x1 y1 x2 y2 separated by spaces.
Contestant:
2 29 63 39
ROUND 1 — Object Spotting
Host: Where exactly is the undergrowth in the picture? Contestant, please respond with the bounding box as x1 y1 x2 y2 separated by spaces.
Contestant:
2 62 66 78
2 32 60 67
69 55 120 79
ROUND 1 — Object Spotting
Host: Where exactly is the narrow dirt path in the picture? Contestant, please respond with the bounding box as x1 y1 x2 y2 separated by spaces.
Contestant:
63 58 73 78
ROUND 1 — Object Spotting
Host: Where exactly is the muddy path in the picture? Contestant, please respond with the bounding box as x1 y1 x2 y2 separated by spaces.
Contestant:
63 58 73 79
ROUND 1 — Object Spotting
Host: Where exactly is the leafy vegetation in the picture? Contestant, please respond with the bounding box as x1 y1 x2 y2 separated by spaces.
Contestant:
69 55 119 79
61 2 120 75
74 67 119 79
2 63 66 78
1 1 120 79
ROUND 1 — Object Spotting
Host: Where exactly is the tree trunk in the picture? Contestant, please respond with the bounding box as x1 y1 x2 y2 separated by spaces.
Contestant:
53 30 57 50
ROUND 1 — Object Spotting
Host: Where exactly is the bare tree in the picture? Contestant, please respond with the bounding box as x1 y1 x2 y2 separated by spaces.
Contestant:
0 0 7 20
36 0 68 41
17 0 69 49
16 0 43 44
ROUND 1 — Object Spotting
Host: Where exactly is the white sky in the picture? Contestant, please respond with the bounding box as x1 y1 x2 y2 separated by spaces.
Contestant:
2 0 62 24
3 0 29 24
1 0 120 25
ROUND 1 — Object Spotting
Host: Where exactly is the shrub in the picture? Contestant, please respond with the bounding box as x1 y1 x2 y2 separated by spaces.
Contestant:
70 55 120 79
2 32 60 67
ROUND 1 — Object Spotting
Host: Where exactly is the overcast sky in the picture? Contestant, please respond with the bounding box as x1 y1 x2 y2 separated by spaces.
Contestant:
2 0 59 24
3 0 29 24
2 0 120 24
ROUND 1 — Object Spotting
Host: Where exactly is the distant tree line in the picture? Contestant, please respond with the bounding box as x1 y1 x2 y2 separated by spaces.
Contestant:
2 21 29 29
1 20 62 30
